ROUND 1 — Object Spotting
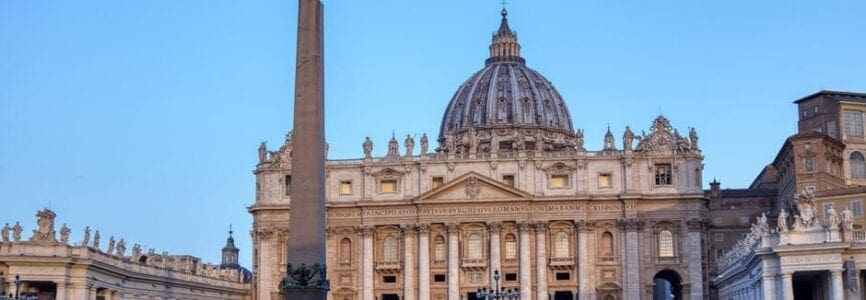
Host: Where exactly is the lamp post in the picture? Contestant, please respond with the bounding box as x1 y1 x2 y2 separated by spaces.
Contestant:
476 270 520 299
14 275 21 300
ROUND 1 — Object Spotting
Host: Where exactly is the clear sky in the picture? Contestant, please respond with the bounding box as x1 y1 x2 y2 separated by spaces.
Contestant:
2 1 866 267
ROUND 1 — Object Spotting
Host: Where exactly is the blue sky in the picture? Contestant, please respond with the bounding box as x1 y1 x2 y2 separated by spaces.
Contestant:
2 1 866 266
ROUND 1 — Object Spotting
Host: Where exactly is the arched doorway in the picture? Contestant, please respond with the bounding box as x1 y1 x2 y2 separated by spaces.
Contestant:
653 270 682 300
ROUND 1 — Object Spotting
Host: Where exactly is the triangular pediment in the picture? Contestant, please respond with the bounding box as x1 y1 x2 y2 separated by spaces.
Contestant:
416 171 531 201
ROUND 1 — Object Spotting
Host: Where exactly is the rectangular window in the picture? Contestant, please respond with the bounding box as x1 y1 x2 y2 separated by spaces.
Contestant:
380 180 397 193
433 274 446 283
339 181 352 195
658 230 675 258
550 175 569 188
504 273 518 282
598 173 612 188
555 272 571 281
806 186 816 194
502 175 515 187
853 200 864 217
284 175 292 196
434 243 446 262
845 110 864 137
431 176 444 189
654 164 672 185
504 240 517 260
382 276 397 283
828 121 838 138
714 233 724 242
804 158 815 172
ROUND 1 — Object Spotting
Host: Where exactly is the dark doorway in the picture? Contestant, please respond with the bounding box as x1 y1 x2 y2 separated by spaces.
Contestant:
381 294 399 300
793 271 826 300
553 291 574 300
467 292 478 299
653 270 682 300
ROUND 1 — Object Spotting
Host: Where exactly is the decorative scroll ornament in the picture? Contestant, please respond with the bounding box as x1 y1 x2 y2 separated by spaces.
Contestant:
281 263 330 290
794 190 817 228
635 115 694 155
465 176 481 199
263 131 294 168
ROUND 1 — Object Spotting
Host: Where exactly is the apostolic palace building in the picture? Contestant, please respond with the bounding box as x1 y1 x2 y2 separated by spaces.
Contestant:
250 9 707 300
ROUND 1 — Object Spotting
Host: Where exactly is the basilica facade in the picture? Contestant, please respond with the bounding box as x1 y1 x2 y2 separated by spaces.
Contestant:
249 9 707 300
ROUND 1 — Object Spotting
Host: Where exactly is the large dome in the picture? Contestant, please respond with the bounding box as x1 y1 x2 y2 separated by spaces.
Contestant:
437 9 576 153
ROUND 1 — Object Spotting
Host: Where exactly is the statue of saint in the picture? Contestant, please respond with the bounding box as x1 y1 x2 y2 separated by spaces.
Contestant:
689 127 699 150
117 239 126 256
827 205 840 229
777 209 789 232
1 223 9 242
107 236 116 254
419 133 428 155
795 192 816 228
82 226 90 246
623 126 634 151
12 222 22 242
534 130 543 152
258 141 267 163
93 230 101 248
842 207 855 230
363 137 373 158
132 244 142 260
404 134 415 157
60 223 71 244
575 129 585 151
446 132 456 153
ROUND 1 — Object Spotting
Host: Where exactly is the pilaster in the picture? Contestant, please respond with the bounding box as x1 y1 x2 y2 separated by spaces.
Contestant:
577 220 594 300
518 221 532 300
417 224 430 300
446 223 460 300
487 221 502 286
360 226 374 300
402 224 417 300
535 221 548 300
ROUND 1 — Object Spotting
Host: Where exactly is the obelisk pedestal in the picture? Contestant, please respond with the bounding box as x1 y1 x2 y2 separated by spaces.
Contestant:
280 0 328 299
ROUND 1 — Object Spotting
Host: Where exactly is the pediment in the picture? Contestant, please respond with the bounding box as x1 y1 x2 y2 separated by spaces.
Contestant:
416 171 531 201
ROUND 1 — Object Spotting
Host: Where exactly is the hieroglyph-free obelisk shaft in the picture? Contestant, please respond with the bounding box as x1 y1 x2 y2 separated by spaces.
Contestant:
282 0 328 299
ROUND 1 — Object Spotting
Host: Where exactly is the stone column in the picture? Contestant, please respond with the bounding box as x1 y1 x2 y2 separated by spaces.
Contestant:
447 223 460 300
89 286 98 300
621 218 642 299
518 222 532 300
361 226 375 300
761 274 775 300
686 219 704 299
535 222 549 300
255 230 275 299
577 221 593 300
831 269 844 300
402 225 416 300
781 272 794 300
55 282 67 299
418 224 430 300
488 222 502 285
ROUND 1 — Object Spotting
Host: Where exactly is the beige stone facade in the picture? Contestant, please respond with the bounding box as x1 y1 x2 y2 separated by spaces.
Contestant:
250 114 707 300
0 209 250 300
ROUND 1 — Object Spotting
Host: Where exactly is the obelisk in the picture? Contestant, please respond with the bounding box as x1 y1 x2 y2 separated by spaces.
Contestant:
281 0 328 299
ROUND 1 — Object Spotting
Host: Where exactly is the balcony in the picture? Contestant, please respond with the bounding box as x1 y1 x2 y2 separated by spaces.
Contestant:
375 261 402 273
548 257 575 270
461 258 488 271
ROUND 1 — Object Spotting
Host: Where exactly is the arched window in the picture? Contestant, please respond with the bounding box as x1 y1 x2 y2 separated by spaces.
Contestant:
504 234 517 260
467 234 483 259
852 152 866 179
383 236 398 262
433 235 446 262
340 238 352 263
600 232 614 257
658 230 675 257
554 231 569 258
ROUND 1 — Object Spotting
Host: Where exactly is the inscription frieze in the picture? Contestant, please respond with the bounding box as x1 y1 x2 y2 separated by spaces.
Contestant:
327 202 628 219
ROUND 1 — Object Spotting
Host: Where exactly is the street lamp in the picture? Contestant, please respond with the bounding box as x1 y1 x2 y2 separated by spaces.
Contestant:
14 275 20 299
476 270 520 299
